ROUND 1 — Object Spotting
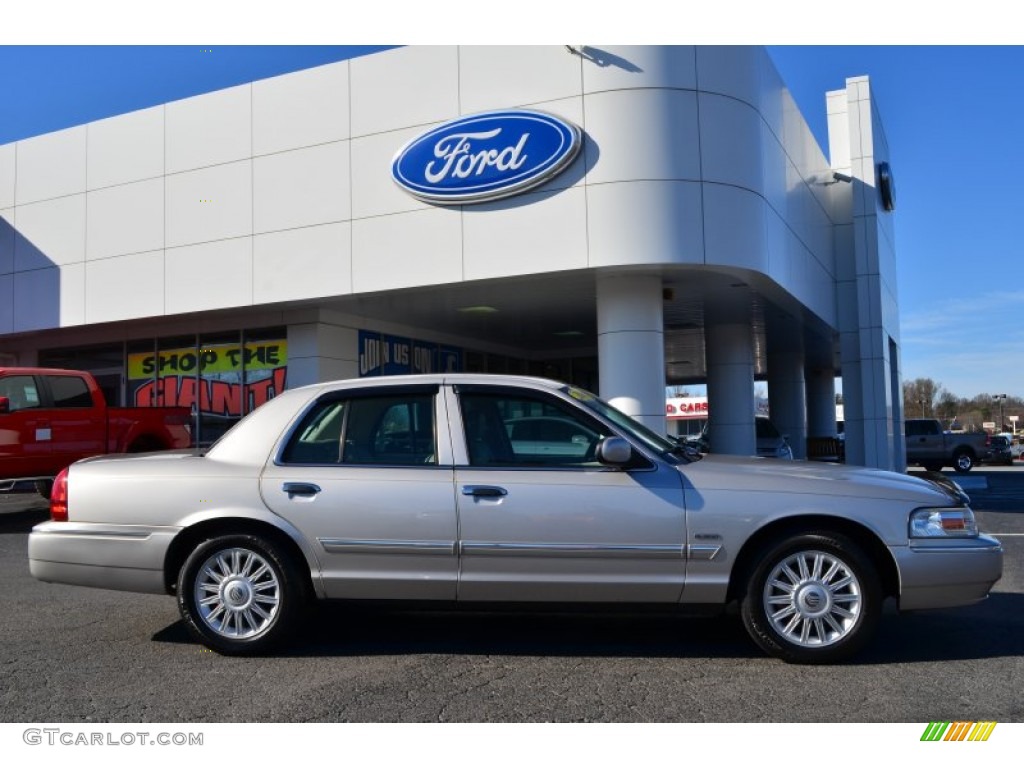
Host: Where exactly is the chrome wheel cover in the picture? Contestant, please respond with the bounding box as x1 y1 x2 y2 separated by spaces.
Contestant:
763 549 862 648
194 547 281 640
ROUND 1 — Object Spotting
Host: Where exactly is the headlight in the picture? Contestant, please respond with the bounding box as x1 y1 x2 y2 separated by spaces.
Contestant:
909 507 979 538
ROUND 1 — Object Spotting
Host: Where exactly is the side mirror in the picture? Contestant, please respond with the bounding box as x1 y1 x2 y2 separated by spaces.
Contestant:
596 436 632 466
0 396 9 415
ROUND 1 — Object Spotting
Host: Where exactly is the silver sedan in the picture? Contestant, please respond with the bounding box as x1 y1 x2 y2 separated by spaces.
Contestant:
29 375 1003 663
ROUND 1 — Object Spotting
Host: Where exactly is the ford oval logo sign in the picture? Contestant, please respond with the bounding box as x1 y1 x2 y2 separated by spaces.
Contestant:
391 110 582 205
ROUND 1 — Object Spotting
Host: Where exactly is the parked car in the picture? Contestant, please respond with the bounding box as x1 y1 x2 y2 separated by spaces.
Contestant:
29 375 1002 664
683 416 794 460
980 434 1013 466
0 368 192 496
1011 435 1024 461
904 418 992 473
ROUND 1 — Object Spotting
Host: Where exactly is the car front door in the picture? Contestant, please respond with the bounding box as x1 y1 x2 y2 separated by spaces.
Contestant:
0 374 50 481
260 385 458 600
450 384 687 603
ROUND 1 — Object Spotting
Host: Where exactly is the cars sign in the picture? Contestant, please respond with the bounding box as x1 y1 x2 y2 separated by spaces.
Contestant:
391 110 582 204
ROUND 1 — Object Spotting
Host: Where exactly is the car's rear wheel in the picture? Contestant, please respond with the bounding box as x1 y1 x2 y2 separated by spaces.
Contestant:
923 461 944 472
177 534 304 655
740 532 881 664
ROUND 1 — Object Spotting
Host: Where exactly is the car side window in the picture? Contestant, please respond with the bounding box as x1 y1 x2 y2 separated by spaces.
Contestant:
460 390 609 468
281 394 436 466
45 375 93 408
0 376 42 412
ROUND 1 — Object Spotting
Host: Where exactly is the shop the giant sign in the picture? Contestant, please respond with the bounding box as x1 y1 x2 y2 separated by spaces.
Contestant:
391 110 582 204
129 341 287 417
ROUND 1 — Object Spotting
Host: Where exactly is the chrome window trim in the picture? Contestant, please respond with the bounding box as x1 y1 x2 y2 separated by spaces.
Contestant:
273 384 444 468
446 383 659 473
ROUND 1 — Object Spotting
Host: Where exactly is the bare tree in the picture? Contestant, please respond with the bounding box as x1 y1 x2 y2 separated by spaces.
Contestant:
902 378 943 418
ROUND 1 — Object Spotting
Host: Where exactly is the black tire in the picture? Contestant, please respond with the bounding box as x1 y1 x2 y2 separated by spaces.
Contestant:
923 462 944 473
739 531 882 664
177 534 306 655
953 450 974 474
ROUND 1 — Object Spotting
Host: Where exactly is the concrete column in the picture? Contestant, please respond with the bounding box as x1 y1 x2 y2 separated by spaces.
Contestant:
767 347 807 460
806 367 838 438
705 322 756 456
286 322 360 388
596 273 666 433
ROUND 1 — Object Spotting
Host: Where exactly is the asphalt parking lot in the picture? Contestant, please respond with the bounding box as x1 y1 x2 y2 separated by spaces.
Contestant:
1 467 1022 723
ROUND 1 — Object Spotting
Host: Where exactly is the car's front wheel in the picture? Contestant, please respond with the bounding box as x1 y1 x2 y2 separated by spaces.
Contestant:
177 534 304 655
740 532 881 664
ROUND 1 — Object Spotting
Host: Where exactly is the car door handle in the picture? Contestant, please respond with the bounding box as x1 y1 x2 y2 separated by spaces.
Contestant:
461 485 508 498
283 482 321 498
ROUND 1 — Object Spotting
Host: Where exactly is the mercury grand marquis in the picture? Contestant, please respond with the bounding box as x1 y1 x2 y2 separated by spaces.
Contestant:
29 375 1003 663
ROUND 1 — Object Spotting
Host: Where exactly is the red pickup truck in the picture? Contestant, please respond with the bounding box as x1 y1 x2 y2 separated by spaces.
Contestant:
0 368 192 495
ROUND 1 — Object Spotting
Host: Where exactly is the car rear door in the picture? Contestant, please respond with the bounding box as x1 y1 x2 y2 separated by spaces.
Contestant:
449 384 687 603
40 374 105 471
259 384 458 600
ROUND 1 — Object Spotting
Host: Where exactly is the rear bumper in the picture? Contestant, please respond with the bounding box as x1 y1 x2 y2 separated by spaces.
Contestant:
28 521 180 595
892 535 1003 610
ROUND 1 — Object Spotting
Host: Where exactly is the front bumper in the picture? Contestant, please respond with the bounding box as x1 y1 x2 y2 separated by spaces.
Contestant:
28 521 181 595
891 534 1003 610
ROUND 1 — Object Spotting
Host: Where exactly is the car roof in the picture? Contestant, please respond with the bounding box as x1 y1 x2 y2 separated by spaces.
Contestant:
291 373 570 394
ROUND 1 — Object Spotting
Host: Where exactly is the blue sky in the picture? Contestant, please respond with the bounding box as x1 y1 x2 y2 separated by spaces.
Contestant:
1 42 1020 400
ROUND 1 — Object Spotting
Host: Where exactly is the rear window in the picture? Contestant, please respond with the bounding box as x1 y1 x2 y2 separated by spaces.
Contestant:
46 375 93 408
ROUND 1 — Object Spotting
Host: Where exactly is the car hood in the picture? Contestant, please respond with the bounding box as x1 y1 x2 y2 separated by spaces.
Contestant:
680 454 963 505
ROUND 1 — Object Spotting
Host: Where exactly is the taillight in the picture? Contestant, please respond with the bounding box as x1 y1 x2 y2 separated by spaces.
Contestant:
50 468 69 522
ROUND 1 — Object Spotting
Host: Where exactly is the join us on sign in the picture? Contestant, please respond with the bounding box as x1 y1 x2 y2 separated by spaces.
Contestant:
391 109 582 204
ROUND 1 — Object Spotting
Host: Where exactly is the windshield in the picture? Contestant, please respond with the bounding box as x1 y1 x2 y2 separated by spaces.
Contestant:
561 385 688 462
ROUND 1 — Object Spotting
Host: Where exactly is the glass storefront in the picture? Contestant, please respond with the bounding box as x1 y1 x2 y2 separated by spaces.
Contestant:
41 326 287 448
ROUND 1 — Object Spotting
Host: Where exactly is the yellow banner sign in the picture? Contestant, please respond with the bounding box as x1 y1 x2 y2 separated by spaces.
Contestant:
128 341 287 379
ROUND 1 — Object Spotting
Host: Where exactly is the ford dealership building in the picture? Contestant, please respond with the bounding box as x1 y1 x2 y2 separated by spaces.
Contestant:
0 45 905 469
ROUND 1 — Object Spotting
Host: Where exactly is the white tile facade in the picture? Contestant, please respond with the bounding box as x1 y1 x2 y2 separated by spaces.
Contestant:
0 144 15 209
165 161 252 248
165 84 252 174
13 195 86 269
0 208 13 275
14 127 87 205
86 178 164 261
85 250 165 323
253 142 350 234
0 46 900 470
252 62 350 156
87 106 164 190
253 223 351 304
164 238 252 315
0 45 851 333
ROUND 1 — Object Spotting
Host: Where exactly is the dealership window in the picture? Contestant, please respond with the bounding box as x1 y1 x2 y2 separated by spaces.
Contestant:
39 343 126 406
41 325 287 449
